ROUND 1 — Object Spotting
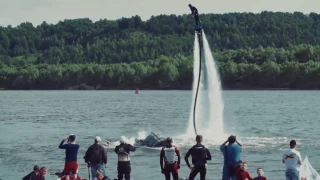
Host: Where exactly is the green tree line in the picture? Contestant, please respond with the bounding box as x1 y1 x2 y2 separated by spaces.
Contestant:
0 12 320 64
1 44 320 90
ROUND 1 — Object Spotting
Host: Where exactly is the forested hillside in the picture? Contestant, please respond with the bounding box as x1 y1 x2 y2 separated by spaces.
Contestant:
1 11 320 89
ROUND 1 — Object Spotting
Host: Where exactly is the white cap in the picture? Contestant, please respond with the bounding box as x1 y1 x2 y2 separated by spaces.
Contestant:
95 136 101 142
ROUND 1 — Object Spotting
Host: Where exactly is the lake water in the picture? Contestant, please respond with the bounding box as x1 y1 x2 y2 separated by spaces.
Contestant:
0 90 319 180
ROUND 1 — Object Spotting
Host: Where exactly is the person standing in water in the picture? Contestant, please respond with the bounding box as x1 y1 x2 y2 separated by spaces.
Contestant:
184 135 212 180
114 140 136 180
160 137 181 180
282 140 302 180
59 134 80 180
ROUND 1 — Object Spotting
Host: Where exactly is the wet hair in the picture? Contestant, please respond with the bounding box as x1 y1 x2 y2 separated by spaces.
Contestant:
290 140 296 148
196 135 203 142
33 165 39 171
257 168 263 170
242 161 247 165
166 137 173 143
228 135 236 144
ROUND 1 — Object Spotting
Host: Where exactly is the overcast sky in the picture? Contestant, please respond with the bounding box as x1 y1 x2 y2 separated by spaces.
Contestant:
1 0 319 27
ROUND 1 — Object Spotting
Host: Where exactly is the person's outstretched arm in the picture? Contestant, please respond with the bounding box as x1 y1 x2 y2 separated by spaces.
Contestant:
114 146 119 154
59 138 67 149
246 172 253 180
128 144 136 152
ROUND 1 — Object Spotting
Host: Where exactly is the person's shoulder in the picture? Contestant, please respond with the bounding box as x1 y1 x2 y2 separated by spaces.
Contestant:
192 144 199 149
282 148 289 153
293 149 301 153
97 143 104 148
88 144 95 148
283 148 293 154
187 145 195 151
293 149 302 156
202 144 209 150
219 145 225 150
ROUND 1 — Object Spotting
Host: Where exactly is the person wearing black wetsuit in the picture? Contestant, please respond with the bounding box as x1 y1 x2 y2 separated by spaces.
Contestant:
188 4 201 26
114 141 136 180
184 135 212 180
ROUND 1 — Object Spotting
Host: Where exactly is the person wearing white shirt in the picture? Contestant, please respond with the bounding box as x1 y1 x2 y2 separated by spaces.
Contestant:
282 140 302 180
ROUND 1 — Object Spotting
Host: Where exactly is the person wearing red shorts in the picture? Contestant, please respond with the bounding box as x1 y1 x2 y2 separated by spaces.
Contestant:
59 134 80 180
160 137 181 180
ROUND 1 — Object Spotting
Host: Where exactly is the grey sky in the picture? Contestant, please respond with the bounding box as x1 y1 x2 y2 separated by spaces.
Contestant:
1 0 319 27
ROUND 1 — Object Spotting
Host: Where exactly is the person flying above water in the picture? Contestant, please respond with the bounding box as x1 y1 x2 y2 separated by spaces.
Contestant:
185 135 212 180
188 4 201 26
160 137 181 180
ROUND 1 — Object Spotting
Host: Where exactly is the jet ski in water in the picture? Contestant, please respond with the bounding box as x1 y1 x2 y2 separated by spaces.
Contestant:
135 132 166 148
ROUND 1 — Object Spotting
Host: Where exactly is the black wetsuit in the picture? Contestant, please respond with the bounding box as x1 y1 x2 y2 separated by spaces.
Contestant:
114 143 136 180
184 144 212 180
189 5 200 25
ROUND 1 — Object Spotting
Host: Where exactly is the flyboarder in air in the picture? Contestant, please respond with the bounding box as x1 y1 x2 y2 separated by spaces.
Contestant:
188 4 201 27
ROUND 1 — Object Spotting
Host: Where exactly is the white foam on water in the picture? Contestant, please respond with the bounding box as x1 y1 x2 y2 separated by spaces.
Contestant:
137 131 147 140
184 31 228 145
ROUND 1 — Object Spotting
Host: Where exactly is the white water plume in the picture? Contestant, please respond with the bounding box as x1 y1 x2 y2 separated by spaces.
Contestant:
186 31 228 144
186 33 201 137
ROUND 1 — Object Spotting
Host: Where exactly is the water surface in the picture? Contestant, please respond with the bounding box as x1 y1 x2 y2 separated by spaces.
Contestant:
0 90 319 180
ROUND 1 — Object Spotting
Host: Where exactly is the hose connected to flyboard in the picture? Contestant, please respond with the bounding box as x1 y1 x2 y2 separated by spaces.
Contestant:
193 31 202 136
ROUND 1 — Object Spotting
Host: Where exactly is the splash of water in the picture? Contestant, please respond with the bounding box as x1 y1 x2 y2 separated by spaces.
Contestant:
201 31 226 140
186 33 201 137
186 31 228 144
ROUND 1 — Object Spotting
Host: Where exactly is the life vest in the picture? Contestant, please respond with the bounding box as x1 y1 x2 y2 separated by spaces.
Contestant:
163 146 177 164
118 146 130 162
191 144 207 166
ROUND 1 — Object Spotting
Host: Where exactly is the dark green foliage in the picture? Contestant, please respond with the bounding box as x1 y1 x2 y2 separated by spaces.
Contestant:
1 12 320 89
1 45 320 90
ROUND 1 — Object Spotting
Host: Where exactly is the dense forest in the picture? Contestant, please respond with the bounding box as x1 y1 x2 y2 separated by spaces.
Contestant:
1 11 320 90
